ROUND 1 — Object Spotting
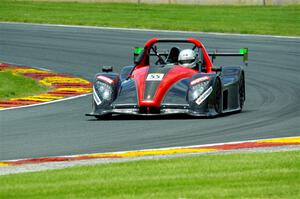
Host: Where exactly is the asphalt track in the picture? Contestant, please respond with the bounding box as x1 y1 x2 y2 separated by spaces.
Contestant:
0 23 299 161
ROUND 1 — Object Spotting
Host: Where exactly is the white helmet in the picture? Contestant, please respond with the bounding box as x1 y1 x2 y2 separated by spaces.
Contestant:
178 49 196 68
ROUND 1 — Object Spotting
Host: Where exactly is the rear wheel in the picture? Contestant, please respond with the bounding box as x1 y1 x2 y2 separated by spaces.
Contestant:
239 73 246 110
214 78 222 114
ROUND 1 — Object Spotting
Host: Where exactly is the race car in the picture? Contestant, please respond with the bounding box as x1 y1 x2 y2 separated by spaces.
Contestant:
86 38 248 118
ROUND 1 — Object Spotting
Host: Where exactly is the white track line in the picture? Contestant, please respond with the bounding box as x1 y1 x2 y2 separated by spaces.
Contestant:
1 22 299 39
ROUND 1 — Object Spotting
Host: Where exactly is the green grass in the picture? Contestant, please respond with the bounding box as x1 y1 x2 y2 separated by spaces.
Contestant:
0 71 48 99
0 1 299 35
0 150 299 198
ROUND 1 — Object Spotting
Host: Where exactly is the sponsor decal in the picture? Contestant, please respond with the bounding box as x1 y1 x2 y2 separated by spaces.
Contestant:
93 86 102 105
146 73 164 81
96 75 114 84
196 86 213 105
190 76 210 86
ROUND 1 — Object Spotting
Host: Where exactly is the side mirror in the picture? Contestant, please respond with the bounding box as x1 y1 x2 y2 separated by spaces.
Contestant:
102 66 113 72
133 47 144 65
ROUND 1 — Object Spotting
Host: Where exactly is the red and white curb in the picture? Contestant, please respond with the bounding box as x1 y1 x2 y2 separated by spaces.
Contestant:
1 136 299 167
0 63 92 109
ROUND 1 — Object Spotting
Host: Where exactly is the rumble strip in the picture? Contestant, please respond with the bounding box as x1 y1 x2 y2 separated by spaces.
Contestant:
0 136 299 167
0 63 92 109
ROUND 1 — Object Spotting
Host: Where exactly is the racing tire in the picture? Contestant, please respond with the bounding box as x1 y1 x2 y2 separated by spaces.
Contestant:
239 73 246 110
214 78 222 114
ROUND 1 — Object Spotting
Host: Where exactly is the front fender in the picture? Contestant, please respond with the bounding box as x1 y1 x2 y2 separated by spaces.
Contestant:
93 72 120 105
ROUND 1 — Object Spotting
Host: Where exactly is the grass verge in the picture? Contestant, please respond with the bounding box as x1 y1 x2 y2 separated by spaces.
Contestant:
0 1 299 36
0 150 299 198
0 71 48 99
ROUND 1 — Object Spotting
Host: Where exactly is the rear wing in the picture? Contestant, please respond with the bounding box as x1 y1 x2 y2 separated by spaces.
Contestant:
208 48 249 66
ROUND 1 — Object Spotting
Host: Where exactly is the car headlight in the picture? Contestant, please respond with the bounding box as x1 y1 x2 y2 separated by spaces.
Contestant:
95 81 113 101
189 80 209 101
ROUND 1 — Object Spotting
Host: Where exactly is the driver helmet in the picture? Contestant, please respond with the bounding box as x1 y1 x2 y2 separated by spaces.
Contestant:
178 49 196 68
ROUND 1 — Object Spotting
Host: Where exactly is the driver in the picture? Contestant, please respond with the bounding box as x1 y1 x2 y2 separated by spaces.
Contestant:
178 49 197 69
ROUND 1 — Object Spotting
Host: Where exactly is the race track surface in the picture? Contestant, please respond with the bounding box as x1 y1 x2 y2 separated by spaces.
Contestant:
0 23 299 161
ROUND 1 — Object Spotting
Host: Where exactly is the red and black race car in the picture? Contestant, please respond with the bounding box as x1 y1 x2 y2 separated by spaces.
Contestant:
86 38 248 118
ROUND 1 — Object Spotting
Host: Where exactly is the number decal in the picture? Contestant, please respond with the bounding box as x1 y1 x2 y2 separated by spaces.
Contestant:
146 73 164 81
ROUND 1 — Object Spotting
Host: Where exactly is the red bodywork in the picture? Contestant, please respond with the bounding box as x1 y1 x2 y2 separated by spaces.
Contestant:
131 38 214 107
132 66 197 107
